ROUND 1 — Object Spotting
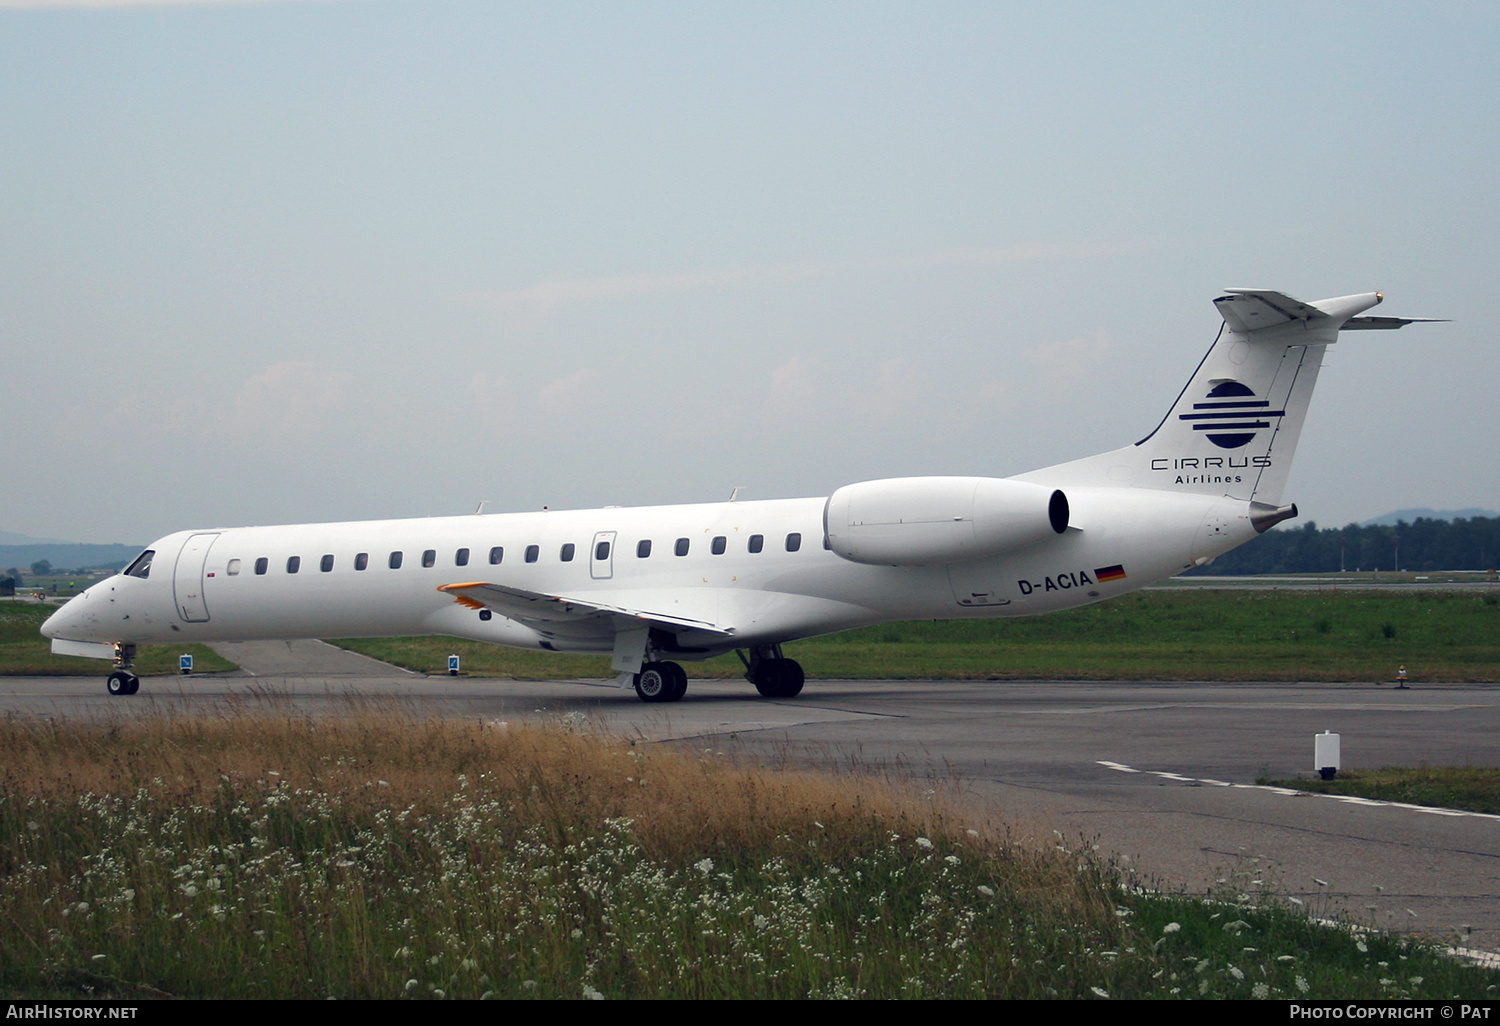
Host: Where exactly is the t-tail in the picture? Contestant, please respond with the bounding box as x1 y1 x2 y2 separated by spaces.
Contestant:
1019 290 1441 530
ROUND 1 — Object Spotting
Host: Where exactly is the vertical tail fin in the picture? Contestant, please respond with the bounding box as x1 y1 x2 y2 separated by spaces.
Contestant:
1022 289 1400 505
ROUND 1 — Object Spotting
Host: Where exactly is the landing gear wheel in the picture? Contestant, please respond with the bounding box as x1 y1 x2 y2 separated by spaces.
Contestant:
752 658 804 699
107 671 139 697
634 662 673 703
663 661 688 702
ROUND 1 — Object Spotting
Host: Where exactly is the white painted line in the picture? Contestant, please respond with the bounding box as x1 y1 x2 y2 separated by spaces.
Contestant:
1097 761 1500 822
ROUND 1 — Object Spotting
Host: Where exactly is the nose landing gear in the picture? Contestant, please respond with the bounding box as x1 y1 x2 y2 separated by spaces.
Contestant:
106 644 140 696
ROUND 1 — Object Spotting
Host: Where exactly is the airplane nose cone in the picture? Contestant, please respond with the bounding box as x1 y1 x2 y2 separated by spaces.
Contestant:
41 600 76 639
40 587 92 640
40 604 67 639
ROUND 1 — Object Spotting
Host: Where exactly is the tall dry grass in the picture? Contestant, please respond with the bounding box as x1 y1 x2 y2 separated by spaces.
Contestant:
1 706 1122 999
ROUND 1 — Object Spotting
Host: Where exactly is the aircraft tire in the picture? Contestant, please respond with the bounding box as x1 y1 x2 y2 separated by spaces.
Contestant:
778 659 804 698
752 658 804 699
634 663 672 703
107 671 139 697
663 661 688 702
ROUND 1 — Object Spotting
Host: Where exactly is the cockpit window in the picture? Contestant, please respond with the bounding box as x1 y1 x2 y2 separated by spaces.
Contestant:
124 550 154 579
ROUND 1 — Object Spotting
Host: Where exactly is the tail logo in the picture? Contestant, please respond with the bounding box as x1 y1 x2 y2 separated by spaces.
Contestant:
1177 381 1285 450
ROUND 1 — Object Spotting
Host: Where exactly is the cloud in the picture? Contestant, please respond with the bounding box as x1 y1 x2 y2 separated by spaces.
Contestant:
226 361 349 443
532 367 600 417
471 240 1143 325
1025 327 1112 388
761 355 819 422
847 357 920 424
463 371 513 432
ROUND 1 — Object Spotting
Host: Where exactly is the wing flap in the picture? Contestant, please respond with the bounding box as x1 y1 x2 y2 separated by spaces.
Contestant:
438 582 735 637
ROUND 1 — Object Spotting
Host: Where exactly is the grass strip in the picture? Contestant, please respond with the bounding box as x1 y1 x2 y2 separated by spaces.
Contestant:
0 601 236 675
334 590 1500 682
1258 766 1500 815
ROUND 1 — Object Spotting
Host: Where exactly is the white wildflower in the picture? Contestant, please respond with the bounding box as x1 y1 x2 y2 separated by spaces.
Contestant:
695 858 714 874
582 984 605 1001
1252 982 1270 999
976 885 995 898
1089 986 1109 998
915 837 934 851
1162 922 1181 934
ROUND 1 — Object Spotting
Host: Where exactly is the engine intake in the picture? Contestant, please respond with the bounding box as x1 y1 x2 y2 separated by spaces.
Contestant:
824 477 1068 566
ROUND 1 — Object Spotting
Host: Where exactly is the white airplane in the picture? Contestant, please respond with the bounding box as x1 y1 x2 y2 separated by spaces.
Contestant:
43 289 1439 700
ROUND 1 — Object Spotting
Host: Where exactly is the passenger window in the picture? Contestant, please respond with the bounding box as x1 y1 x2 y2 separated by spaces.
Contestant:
748 535 764 554
456 548 470 567
254 557 268 576
711 535 727 555
320 554 334 573
389 551 403 569
226 558 241 576
124 550 154 579
422 549 436 568
489 546 504 565
560 543 575 562
287 556 301 574
355 553 369 571
595 540 610 561
675 538 689 556
525 545 539 563
785 533 802 552
637 539 652 558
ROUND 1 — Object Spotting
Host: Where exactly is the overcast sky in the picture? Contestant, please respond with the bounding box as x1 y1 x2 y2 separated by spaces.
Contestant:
3 0 1496 545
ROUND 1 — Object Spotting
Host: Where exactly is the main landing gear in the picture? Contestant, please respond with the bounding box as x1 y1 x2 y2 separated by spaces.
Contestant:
633 661 688 703
741 644 804 699
106 643 140 696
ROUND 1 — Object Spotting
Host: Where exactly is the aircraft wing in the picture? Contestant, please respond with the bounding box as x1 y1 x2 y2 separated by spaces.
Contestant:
437 581 736 638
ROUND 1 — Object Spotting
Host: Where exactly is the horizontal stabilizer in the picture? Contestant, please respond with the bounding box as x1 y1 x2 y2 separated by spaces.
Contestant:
1215 289 1331 331
1215 289 1441 334
1340 315 1449 330
438 581 735 637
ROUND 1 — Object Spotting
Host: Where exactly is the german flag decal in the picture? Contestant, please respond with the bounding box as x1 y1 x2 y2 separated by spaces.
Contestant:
1094 564 1127 583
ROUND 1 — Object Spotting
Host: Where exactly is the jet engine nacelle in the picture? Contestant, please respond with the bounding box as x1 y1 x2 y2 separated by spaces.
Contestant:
824 476 1069 566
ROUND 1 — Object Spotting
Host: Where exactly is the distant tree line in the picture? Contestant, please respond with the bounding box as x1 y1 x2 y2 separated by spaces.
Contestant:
1189 517 1500 575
